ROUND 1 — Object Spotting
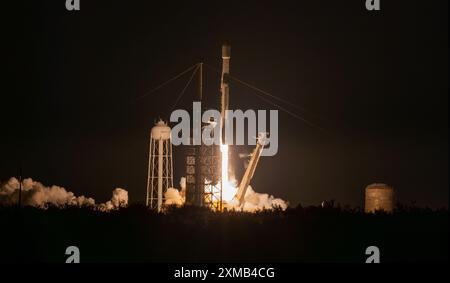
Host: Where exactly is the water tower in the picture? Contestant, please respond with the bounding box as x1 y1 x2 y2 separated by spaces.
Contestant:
146 120 173 212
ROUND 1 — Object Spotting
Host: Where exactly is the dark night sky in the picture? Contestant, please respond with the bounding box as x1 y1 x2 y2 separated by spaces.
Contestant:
2 0 449 208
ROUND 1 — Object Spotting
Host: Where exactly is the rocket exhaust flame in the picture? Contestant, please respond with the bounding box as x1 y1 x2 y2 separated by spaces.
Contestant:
220 144 228 185
220 143 238 202
203 139 287 212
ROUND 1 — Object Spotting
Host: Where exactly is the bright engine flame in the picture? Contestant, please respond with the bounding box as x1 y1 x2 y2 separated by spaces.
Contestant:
220 144 238 202
202 143 288 212
220 144 229 187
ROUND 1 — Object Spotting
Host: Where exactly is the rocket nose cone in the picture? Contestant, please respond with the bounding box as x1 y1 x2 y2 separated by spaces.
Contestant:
222 43 231 59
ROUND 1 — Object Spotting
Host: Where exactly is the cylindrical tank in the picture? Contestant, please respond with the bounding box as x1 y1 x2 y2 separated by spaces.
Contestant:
151 120 171 140
364 183 395 213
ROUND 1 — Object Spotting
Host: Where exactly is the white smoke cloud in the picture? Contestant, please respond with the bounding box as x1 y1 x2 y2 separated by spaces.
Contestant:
240 186 288 212
164 178 186 206
0 177 128 211
0 176 286 212
164 188 184 206
0 177 95 208
97 188 129 211
180 177 186 193
174 177 288 212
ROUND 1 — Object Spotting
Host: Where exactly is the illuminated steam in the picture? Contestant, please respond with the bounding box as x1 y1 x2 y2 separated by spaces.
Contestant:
239 186 288 211
164 188 184 206
164 177 186 206
166 176 288 212
0 177 127 211
222 180 288 212
97 188 129 211
0 176 286 212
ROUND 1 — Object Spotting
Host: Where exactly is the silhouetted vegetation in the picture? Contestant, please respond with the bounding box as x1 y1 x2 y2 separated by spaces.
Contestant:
0 204 447 262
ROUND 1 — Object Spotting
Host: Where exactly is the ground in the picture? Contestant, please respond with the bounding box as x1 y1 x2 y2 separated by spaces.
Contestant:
0 205 448 262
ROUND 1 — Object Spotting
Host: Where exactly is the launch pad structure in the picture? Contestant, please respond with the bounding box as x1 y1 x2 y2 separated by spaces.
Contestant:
170 44 232 211
145 43 285 212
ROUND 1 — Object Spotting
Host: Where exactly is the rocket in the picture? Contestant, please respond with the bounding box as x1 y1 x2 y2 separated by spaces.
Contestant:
220 43 231 143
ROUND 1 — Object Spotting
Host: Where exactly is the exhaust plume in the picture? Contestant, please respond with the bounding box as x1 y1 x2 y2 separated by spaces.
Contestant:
98 188 129 211
175 177 288 212
239 186 288 211
164 188 184 206
164 177 186 206
0 177 128 211
0 177 95 208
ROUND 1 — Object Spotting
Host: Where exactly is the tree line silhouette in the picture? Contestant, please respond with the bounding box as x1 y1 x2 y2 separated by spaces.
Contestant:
0 203 447 262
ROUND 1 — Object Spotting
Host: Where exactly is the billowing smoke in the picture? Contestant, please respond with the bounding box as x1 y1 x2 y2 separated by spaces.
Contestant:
164 177 186 206
238 186 288 212
0 177 128 211
0 177 95 208
171 177 288 212
180 177 186 193
97 188 129 211
164 188 184 206
0 176 286 212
